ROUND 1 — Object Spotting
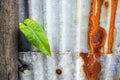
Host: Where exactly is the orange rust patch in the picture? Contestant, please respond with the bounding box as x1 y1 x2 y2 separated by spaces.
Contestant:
88 0 106 56
56 69 62 75
89 27 106 57
80 0 106 80
88 0 103 30
107 0 118 54
104 1 109 8
80 0 118 79
80 53 101 80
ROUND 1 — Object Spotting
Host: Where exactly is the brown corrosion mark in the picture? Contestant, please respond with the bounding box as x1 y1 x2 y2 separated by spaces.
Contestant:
88 0 103 30
104 1 109 8
81 27 106 80
89 27 106 57
80 53 101 80
88 0 106 55
107 0 118 54
80 0 106 80
56 69 62 75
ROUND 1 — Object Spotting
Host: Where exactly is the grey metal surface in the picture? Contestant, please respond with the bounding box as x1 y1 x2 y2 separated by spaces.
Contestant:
18 0 120 80
18 52 120 80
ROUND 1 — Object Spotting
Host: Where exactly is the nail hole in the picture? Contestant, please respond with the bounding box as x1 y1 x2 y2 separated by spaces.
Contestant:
18 64 29 72
105 1 109 8
56 69 62 75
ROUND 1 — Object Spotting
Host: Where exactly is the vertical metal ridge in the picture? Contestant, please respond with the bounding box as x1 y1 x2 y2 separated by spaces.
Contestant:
74 0 91 53
31 53 45 80
58 52 72 80
59 0 75 52
104 0 111 54
43 54 57 80
100 0 109 54
101 55 120 80
113 0 120 54
28 0 44 24
44 0 60 53
43 1 61 79
75 53 86 80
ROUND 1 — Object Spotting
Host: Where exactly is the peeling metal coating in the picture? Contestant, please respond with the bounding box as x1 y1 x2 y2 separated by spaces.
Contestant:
19 0 120 80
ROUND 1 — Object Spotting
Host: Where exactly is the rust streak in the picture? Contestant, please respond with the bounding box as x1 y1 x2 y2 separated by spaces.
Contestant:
107 0 118 54
88 0 106 55
80 0 106 80
104 1 109 8
88 0 103 30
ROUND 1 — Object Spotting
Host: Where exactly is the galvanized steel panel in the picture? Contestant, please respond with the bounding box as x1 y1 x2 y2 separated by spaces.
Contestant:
18 0 120 80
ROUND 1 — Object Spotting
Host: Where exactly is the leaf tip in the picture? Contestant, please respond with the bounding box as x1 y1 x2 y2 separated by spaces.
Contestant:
48 52 51 56
43 51 51 56
24 18 32 23
19 22 23 26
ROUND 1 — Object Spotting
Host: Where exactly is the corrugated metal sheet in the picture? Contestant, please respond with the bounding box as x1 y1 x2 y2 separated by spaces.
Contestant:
18 0 120 80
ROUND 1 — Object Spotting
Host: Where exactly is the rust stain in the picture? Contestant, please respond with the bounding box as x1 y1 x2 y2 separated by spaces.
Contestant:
107 0 118 54
89 28 106 56
80 0 106 80
88 0 103 30
80 53 101 80
56 69 62 75
88 0 106 55
104 1 109 8
80 0 118 79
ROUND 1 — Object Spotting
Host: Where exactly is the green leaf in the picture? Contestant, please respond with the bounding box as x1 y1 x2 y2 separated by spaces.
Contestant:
19 18 51 56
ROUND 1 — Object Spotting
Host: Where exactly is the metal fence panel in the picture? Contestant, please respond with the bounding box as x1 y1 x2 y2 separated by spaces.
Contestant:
19 0 120 80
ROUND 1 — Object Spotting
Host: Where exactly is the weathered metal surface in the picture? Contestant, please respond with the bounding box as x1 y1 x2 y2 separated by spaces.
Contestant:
18 0 120 80
18 52 120 80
